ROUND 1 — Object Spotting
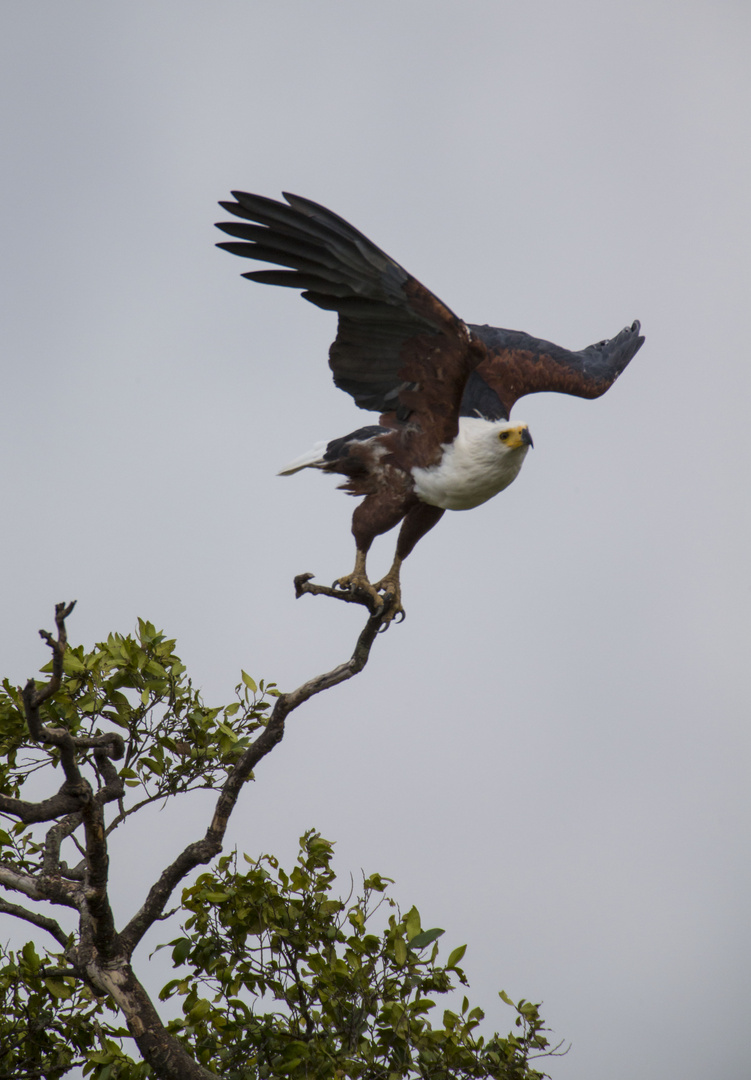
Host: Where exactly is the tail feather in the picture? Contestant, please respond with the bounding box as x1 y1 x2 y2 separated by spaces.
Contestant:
277 441 328 476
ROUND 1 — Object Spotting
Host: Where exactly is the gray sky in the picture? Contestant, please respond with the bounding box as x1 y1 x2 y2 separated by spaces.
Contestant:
1 2 749 1077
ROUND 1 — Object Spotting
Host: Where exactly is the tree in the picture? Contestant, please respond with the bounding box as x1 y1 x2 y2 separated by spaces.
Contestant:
0 591 561 1079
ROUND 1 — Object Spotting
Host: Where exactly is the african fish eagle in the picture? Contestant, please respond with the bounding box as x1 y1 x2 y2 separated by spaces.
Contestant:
216 191 643 622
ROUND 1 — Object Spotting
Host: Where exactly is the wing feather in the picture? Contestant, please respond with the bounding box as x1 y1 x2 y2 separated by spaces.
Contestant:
216 191 644 463
217 191 478 460
467 321 644 418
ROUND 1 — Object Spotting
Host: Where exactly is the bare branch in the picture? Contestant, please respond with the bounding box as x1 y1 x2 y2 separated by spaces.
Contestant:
118 836 221 957
0 787 92 824
272 603 385 716
4 604 124 826
0 755 125 825
93 743 125 804
72 732 126 757
21 602 124 762
119 586 388 956
0 895 70 948
27 600 77 711
0 864 82 911
294 572 401 623
20 601 85 799
294 572 379 608
21 686 86 791
43 810 84 876
79 797 118 959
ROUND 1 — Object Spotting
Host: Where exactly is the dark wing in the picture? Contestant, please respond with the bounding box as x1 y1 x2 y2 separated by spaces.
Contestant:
216 192 479 459
466 321 644 419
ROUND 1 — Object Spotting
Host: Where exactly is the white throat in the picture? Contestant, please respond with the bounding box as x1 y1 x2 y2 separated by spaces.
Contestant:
411 417 530 511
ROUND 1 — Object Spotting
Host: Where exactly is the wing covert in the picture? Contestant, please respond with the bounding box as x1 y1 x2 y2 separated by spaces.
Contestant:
467 320 644 417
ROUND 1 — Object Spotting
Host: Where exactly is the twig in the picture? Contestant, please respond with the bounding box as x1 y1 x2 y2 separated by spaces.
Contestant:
294 572 379 610
28 601 77 709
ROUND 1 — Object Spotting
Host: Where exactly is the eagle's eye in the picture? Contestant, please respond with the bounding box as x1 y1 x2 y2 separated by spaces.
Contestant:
499 431 510 442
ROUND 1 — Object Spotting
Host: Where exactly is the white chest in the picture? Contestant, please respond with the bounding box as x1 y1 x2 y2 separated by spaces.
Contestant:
410 418 530 511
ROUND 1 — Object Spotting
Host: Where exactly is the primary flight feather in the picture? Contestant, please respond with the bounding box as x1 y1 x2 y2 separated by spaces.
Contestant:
217 191 643 622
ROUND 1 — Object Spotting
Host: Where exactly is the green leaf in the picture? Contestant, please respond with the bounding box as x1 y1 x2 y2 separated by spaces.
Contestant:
44 978 73 999
404 906 421 941
62 652 86 674
187 997 211 1021
447 943 467 969
394 937 407 966
171 938 193 965
241 670 257 693
318 899 342 916
21 941 40 971
408 927 444 950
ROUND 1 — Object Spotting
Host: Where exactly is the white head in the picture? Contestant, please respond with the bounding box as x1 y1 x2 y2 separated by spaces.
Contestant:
412 417 534 510
494 420 534 453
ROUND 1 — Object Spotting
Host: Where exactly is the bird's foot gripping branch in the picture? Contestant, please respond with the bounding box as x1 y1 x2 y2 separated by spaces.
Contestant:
0 603 561 1079
295 571 404 627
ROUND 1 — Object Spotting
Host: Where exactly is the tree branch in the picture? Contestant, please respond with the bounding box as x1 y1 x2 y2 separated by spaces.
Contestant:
0 864 82 911
77 955 217 1080
80 796 118 960
43 810 84 876
294 572 379 608
0 751 125 824
0 788 93 824
27 601 76 710
2 604 125 826
0 895 70 948
119 588 388 956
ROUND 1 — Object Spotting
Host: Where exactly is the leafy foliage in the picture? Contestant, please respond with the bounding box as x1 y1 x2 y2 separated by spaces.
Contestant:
0 619 277 876
157 830 554 1079
0 619 559 1079
0 941 100 1079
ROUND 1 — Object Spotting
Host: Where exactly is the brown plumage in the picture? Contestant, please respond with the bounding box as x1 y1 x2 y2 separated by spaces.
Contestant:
217 191 644 622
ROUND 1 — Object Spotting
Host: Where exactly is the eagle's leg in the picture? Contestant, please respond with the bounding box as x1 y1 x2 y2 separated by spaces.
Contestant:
373 502 446 623
333 548 382 605
334 494 409 607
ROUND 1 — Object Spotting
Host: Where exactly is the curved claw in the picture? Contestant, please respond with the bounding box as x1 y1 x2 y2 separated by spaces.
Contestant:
373 584 405 629
333 571 382 607
377 605 406 632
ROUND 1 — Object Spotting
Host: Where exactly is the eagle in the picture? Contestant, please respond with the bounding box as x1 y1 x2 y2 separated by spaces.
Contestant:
216 191 643 622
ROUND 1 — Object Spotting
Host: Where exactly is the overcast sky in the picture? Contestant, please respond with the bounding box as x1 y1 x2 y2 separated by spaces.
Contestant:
1 3 749 1078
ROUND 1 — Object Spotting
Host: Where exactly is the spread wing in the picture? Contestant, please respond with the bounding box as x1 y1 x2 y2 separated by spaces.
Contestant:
216 192 480 459
466 321 644 419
